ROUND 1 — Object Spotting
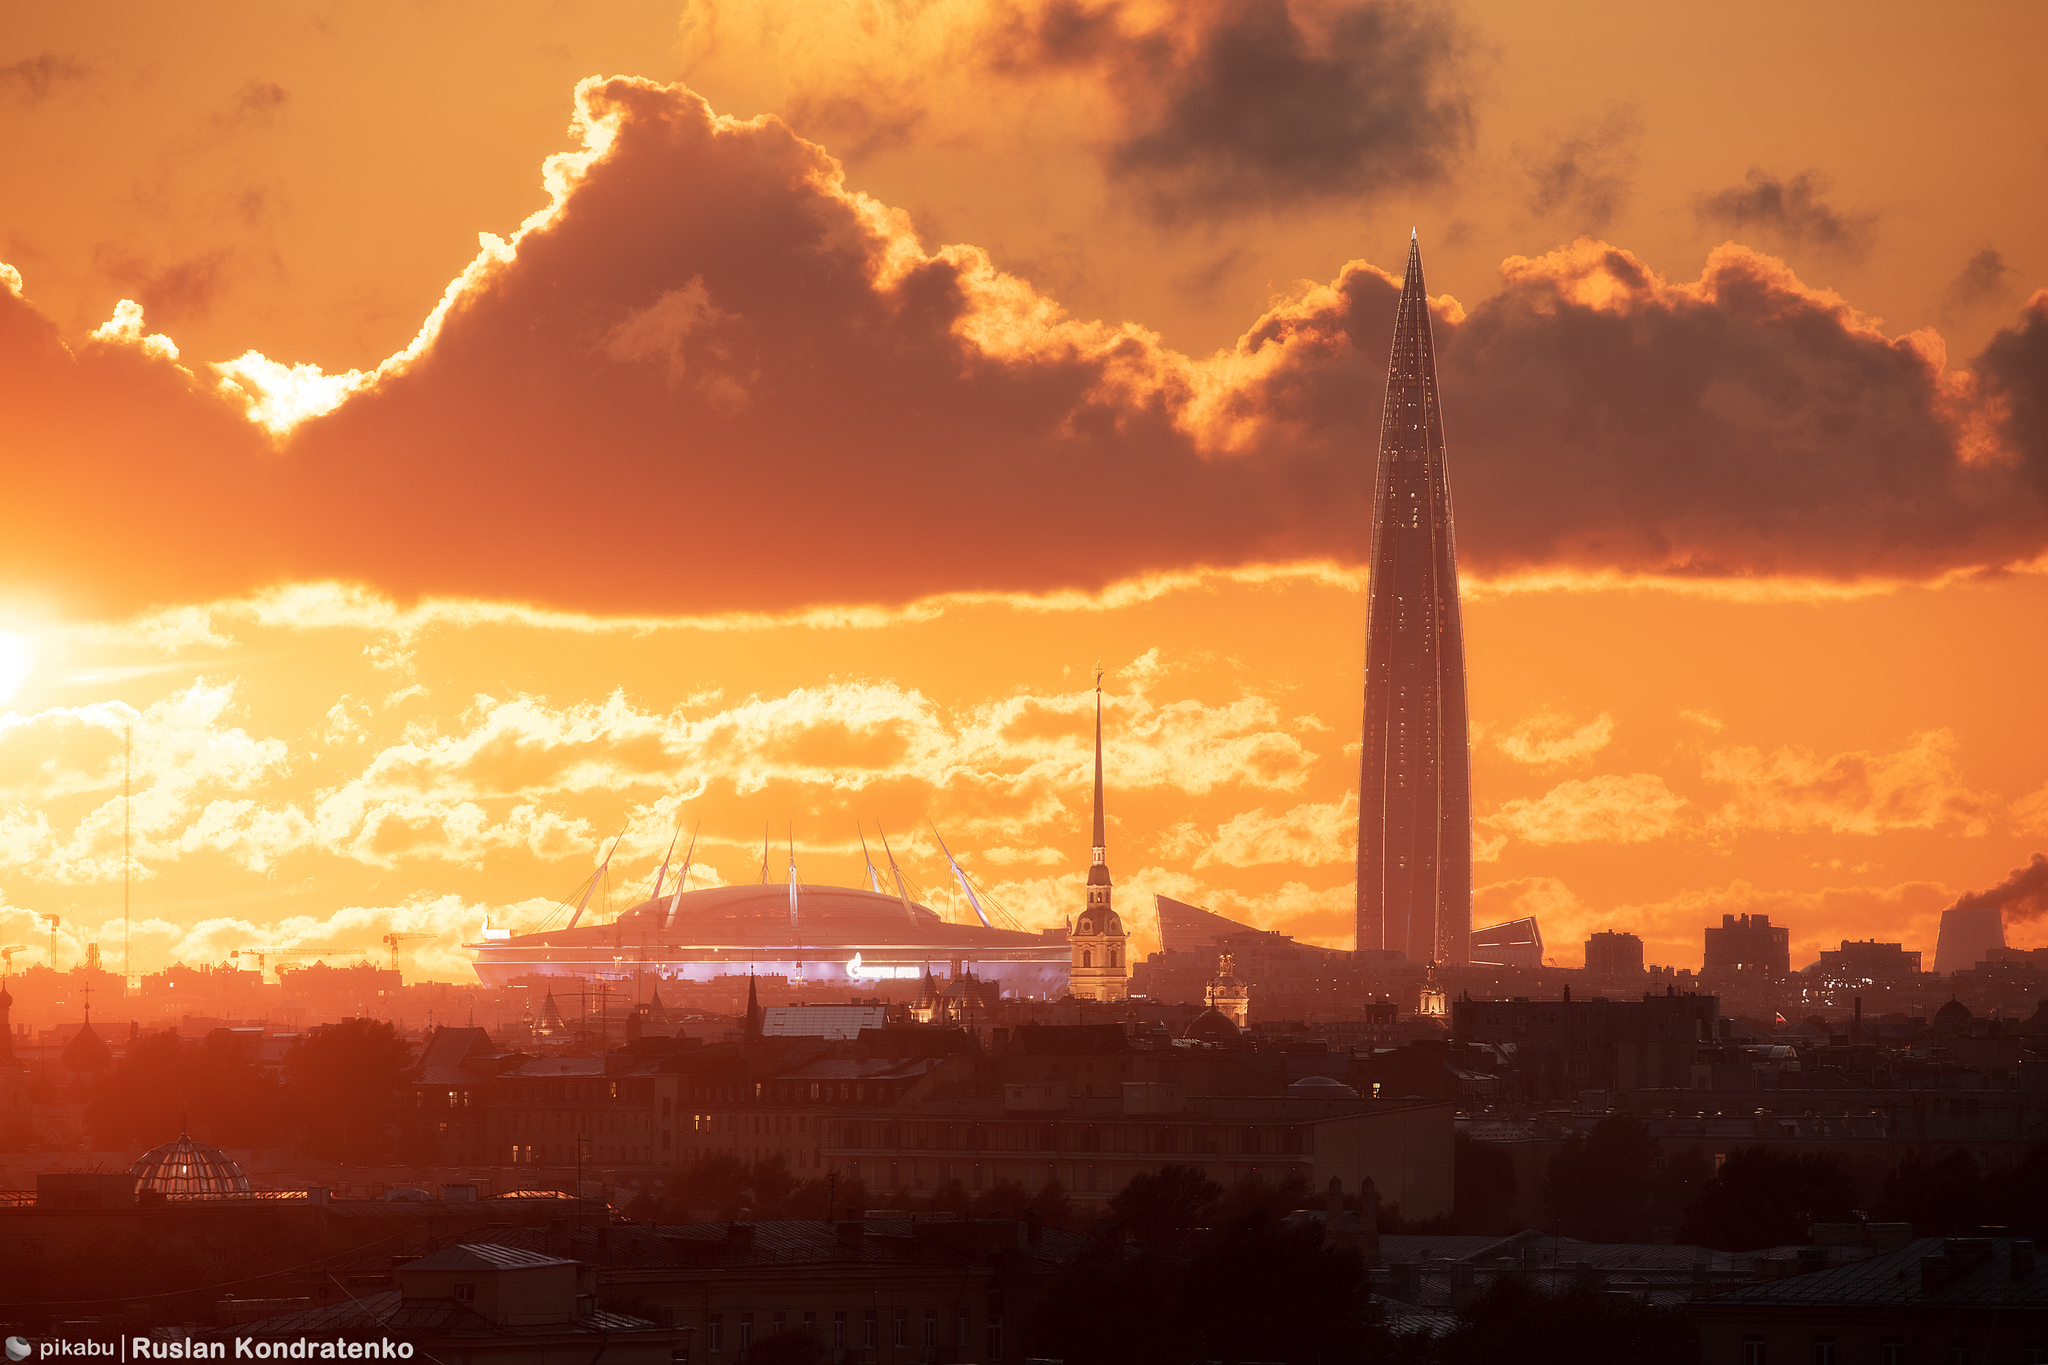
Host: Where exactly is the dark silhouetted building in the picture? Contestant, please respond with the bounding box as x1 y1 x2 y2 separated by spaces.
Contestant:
1450 992 1720 1099
1807 938 1921 984
1690 1235 2048 1365
1584 930 1645 974
1357 232 1472 967
1934 904 2006 975
1704 913 1790 981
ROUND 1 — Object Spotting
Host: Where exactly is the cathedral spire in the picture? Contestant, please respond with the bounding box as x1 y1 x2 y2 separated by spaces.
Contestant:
1091 672 1107 871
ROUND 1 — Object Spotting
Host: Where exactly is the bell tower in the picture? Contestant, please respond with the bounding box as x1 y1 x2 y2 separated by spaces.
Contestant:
1070 675 1129 1001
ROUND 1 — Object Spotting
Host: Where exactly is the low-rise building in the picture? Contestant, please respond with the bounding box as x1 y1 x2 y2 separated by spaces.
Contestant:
1690 1235 2048 1365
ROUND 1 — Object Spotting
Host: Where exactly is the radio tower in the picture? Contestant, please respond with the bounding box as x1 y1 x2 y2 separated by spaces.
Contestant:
1356 232 1473 966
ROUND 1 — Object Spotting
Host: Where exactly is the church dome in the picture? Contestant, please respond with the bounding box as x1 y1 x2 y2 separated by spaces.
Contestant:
129 1132 253 1199
61 1016 111 1074
1183 1007 1240 1043
1936 996 1973 1021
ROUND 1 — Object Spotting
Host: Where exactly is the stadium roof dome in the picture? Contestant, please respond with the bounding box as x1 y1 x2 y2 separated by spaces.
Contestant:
129 1131 253 1199
1182 1007 1241 1043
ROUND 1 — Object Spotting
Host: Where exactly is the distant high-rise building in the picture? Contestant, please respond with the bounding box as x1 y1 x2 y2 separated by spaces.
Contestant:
1703 914 1790 981
1357 233 1473 966
1470 917 1544 968
1584 930 1646 975
1933 906 2006 976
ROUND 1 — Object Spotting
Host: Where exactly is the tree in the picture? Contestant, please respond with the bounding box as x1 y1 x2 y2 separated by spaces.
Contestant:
87 1028 283 1150
1034 1178 1076 1230
1992 1142 2048 1236
1110 1164 1222 1251
1454 1131 1520 1234
923 1176 970 1216
1679 1148 1858 1251
969 1178 1034 1220
1879 1149 1987 1235
283 1018 410 1164
1021 1216 1389 1365
1208 1169 1314 1235
1543 1115 1660 1241
781 1174 869 1221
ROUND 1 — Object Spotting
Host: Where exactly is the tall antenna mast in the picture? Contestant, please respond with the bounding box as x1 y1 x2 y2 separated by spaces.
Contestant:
123 725 132 990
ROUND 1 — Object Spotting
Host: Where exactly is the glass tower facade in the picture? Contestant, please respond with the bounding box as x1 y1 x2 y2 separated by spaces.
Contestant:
1356 234 1472 966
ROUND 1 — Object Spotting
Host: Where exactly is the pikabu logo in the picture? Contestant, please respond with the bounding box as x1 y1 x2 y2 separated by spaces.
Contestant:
7 1338 30 1362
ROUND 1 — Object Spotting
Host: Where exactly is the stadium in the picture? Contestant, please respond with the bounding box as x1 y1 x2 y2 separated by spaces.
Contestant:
466 880 1074 997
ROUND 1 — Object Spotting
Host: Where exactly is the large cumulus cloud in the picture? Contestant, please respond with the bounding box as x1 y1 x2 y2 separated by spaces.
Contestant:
2 78 2046 619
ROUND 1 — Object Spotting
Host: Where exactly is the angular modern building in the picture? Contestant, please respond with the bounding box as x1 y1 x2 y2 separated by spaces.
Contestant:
1356 233 1473 966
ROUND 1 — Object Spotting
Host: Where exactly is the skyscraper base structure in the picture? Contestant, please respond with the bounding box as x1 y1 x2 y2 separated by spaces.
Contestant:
1356 233 1473 967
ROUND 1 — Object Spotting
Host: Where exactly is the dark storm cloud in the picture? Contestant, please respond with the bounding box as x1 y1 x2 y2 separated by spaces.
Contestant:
1937 247 2019 323
4 82 2047 619
1951 853 2048 922
1693 168 1878 260
985 0 1476 221
0 51 89 105
1974 289 2048 501
1519 103 1639 233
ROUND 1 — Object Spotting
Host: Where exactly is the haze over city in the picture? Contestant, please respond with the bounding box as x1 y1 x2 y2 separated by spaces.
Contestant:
3 0 2044 989
3 3 2048 1360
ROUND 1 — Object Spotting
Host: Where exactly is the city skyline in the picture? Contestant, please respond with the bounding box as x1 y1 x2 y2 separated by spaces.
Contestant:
1 2 2046 986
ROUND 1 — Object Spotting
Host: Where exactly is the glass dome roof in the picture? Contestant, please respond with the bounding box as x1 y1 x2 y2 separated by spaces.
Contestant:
129 1132 253 1198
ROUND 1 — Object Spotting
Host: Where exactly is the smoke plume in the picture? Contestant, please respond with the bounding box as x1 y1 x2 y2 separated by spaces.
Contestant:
1951 852 2048 922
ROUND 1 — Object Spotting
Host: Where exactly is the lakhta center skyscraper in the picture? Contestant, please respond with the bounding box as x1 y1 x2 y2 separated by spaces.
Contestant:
1357 232 1472 966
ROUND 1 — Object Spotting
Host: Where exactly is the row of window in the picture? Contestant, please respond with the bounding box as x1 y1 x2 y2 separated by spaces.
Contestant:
692 1082 902 1105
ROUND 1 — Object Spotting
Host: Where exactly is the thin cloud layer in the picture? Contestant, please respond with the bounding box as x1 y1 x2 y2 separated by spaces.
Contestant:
1692 168 1879 261
3 80 2047 622
1518 103 1639 233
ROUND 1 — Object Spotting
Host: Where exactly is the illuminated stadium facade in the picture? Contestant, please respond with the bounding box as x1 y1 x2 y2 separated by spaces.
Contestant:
468 881 1074 997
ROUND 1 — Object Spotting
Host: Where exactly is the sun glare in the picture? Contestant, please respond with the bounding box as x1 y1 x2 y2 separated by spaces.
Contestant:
0 631 35 707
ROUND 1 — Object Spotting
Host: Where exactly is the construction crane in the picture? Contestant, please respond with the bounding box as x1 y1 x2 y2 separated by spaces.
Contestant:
0 946 25 973
229 946 360 978
382 932 429 976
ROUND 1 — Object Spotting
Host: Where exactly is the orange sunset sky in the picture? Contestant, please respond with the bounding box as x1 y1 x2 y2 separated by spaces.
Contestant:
2 0 2046 985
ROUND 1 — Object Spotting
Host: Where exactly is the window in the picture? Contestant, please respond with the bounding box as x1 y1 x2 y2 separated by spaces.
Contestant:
988 1321 1004 1361
452 1283 475 1302
863 1310 877 1349
956 1312 969 1349
1878 1343 1903 1365
772 1313 785 1335
1741 1337 1765 1365
1811 1340 1834 1365
802 1312 816 1337
833 1313 846 1349
707 1316 723 1353
925 1310 939 1348
1948 1341 1972 1365
739 1315 753 1352
894 1309 907 1348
